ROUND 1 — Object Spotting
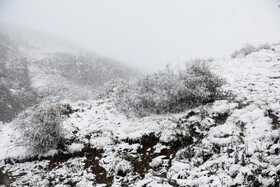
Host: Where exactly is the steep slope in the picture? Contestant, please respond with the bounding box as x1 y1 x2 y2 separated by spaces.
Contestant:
0 44 279 186
0 31 38 122
0 24 138 122
29 52 136 101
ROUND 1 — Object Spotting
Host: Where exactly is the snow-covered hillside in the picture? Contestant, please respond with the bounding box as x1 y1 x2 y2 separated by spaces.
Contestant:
0 25 138 122
0 44 279 186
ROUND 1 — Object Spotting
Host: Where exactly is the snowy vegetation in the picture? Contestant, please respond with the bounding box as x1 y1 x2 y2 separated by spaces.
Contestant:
106 60 225 117
231 43 272 58
13 103 73 154
0 26 279 186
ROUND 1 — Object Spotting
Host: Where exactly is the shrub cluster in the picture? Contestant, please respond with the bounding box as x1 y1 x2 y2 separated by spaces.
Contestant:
14 103 73 154
231 43 272 58
109 61 225 117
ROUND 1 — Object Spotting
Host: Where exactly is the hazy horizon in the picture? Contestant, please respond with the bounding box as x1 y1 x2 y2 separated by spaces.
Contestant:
1 0 280 71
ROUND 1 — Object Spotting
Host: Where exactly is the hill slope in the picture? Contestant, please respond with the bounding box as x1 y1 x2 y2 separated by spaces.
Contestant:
0 44 279 186
0 25 138 122
0 30 38 122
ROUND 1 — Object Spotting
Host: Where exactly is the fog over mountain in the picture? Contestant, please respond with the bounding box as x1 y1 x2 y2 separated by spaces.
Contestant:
0 1 280 186
0 24 138 122
1 0 280 71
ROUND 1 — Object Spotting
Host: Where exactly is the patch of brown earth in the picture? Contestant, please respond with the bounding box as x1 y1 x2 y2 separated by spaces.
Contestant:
0 169 13 186
83 147 113 186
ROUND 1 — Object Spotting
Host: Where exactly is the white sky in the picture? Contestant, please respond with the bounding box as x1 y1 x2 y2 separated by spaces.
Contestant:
1 0 280 71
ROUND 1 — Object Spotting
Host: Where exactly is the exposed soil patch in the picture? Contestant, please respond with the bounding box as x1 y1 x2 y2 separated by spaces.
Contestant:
266 110 279 130
0 169 13 187
123 132 194 184
124 133 160 177
83 147 113 186
60 104 79 117
212 113 230 124
48 151 84 170
48 146 113 186
3 145 113 186
184 111 198 119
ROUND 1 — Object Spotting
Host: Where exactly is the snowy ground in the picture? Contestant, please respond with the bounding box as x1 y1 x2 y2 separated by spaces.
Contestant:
0 45 280 186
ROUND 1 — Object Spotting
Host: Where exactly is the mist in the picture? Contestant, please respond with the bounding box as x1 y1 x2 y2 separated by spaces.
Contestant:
2 1 280 185
1 0 280 71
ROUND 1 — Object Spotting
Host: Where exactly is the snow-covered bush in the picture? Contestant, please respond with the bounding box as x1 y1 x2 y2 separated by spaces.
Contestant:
98 79 129 99
14 103 73 154
231 44 257 58
112 61 225 117
231 43 272 58
256 43 272 51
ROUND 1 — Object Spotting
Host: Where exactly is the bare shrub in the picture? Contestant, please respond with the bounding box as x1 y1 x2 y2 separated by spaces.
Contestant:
112 61 225 117
14 103 73 154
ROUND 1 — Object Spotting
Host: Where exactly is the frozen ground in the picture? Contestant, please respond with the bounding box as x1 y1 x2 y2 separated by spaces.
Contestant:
0 45 280 186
